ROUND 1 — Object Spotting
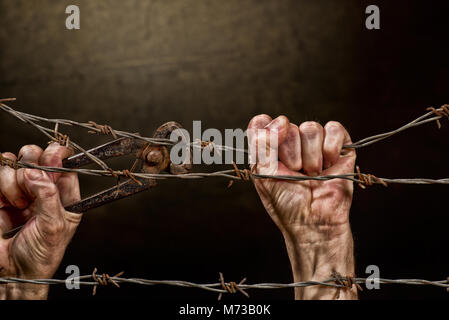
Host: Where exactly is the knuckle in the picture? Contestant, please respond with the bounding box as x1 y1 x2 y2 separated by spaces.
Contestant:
46 143 67 154
324 144 339 156
0 162 15 176
0 168 17 191
325 121 344 133
40 151 62 167
248 114 272 129
300 121 321 131
254 114 272 122
38 183 58 200
43 219 65 237
286 127 299 140
18 144 43 159
1 152 17 160
299 121 322 137
24 168 44 181
289 123 299 130
276 115 289 123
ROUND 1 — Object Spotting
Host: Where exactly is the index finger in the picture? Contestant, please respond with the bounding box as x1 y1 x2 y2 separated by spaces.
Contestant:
38 142 74 183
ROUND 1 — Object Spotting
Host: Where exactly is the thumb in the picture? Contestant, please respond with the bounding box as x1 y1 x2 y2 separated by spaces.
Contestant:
23 169 66 238
251 116 290 176
264 115 289 147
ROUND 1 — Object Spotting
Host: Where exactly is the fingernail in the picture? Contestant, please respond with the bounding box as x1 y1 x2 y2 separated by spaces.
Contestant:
27 169 43 181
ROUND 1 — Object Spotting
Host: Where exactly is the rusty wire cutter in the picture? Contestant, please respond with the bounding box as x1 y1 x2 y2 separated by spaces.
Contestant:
3 122 191 239
63 121 191 213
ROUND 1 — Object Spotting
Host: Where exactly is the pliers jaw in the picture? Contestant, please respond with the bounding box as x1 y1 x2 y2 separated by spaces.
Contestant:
2 121 192 239
61 121 192 213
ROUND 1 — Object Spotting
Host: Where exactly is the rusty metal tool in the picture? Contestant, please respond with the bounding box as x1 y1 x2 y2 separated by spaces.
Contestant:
2 121 191 239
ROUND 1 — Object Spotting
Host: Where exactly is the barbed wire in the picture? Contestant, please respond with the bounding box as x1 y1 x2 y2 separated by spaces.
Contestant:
0 269 448 298
344 105 449 148
1 157 449 188
1 99 448 154
0 99 448 187
1 100 449 298
0 99 243 153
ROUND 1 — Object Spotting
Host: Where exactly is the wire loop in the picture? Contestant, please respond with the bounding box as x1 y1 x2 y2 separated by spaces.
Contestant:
91 268 124 296
426 105 449 129
356 166 388 189
218 272 249 300
88 121 118 139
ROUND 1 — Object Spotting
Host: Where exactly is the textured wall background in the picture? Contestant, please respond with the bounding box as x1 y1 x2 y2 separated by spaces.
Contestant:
0 0 448 299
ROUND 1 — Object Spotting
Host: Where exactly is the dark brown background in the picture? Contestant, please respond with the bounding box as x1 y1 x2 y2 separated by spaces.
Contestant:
0 0 448 300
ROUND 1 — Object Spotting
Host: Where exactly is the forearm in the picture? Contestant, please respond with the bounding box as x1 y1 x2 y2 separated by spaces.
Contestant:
283 224 357 300
0 283 49 300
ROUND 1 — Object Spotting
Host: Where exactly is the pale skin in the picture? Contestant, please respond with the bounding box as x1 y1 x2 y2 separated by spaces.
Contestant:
248 115 357 300
0 116 356 300
0 143 82 299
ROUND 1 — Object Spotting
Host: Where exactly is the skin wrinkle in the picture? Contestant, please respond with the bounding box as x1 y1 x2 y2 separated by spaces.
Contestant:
64 211 82 224
1 112 356 299
289 232 355 299
299 122 324 176
250 114 357 300
0 143 82 299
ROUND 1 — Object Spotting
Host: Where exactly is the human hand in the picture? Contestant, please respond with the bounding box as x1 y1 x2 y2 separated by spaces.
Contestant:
0 143 82 299
248 115 357 299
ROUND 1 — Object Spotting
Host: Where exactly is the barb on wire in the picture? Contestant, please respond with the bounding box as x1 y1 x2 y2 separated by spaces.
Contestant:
343 104 449 149
426 105 449 129
0 100 113 173
218 272 249 300
1 100 448 298
356 166 388 189
1 157 449 187
0 99 449 187
0 271 448 297
1 99 448 154
91 268 124 296
88 121 118 139
0 99 239 152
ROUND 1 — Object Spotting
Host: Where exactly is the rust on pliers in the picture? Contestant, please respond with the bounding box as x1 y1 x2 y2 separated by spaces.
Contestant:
64 121 192 213
2 122 191 239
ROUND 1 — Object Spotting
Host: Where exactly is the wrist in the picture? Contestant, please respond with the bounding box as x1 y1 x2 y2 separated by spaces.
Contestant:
284 220 353 246
284 227 354 277
1 283 49 300
0 262 51 300
282 222 357 300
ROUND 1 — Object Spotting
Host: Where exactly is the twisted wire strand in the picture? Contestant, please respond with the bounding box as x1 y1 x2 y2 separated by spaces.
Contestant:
0 101 113 172
1 158 449 186
1 100 448 154
344 105 449 148
0 274 448 296
0 101 239 152
1 100 448 186
1 100 449 297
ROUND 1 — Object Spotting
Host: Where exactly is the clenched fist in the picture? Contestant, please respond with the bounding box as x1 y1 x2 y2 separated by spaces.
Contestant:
248 115 357 300
0 143 82 300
